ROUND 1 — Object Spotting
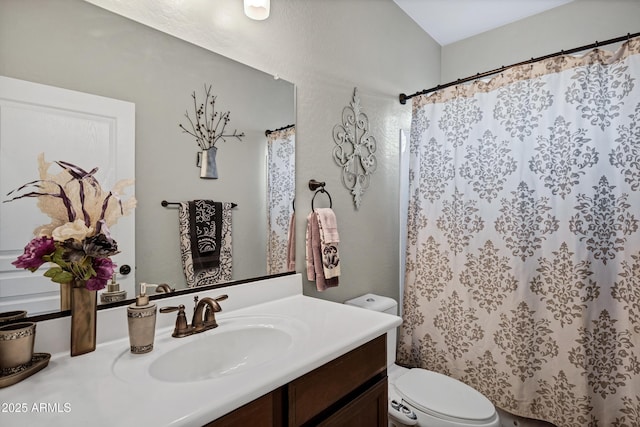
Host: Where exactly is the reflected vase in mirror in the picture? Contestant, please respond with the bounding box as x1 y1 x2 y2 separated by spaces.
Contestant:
0 310 27 323
197 147 218 179
60 282 71 312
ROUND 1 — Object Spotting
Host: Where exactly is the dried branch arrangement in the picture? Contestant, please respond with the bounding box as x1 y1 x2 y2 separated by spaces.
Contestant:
179 84 244 150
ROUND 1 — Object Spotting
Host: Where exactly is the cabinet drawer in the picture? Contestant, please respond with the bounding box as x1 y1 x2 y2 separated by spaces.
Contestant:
288 334 386 426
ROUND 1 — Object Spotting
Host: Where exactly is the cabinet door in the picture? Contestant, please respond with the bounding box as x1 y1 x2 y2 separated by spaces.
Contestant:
288 335 386 426
317 377 388 427
205 388 284 427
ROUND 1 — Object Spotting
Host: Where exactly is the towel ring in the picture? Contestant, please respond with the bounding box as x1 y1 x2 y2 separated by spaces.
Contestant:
311 189 332 211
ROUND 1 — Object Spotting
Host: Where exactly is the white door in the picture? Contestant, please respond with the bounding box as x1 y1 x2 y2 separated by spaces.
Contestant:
0 76 135 315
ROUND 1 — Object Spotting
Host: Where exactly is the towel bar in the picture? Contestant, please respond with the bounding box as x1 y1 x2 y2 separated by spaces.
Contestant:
161 200 237 208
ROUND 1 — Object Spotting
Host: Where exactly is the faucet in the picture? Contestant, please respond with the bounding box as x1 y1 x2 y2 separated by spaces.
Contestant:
160 294 228 338
192 295 228 332
155 283 175 294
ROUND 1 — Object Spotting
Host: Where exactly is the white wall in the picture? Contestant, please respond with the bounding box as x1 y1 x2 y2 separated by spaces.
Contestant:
441 0 640 82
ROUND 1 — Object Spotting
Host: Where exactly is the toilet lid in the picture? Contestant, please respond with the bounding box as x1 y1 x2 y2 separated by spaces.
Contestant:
394 369 496 422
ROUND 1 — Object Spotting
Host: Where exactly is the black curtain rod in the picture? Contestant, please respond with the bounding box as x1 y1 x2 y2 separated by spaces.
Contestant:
161 200 238 208
265 123 295 137
399 31 640 105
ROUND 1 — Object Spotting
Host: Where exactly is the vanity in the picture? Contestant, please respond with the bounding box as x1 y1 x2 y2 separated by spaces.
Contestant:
0 274 400 426
209 335 387 426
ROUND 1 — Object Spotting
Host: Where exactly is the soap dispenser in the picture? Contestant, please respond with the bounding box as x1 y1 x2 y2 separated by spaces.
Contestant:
100 274 127 304
127 283 157 354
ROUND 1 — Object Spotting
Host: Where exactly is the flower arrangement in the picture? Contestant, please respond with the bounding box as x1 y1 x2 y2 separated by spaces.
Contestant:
178 84 245 150
4 154 136 291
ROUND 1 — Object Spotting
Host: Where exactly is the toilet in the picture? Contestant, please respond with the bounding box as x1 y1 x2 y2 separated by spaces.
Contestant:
345 293 500 427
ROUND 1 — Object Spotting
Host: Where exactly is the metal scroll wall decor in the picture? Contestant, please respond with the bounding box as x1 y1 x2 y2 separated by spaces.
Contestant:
332 87 377 209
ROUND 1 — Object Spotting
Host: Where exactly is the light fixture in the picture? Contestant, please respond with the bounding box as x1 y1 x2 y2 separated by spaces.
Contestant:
244 0 270 20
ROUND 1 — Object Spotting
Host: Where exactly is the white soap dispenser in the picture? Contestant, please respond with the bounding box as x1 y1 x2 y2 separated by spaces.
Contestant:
127 283 157 354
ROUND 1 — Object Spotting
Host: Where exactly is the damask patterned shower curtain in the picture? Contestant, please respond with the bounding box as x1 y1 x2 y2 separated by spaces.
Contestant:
398 37 640 426
266 126 295 274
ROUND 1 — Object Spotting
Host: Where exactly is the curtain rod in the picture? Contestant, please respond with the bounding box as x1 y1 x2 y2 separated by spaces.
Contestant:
265 123 295 137
399 31 640 105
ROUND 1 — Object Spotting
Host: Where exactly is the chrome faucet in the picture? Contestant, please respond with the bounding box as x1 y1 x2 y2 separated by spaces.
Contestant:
160 294 228 338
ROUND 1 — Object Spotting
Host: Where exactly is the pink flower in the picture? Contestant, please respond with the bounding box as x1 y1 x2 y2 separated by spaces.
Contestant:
85 257 116 291
12 237 56 271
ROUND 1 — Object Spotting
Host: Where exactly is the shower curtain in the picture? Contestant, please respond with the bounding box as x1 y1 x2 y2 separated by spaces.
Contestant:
398 37 640 426
266 126 296 274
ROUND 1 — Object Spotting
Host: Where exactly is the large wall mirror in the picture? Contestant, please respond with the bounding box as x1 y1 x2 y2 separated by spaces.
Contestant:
0 0 295 319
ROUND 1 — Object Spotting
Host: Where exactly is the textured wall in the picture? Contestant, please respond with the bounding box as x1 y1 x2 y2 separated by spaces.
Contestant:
441 0 640 83
78 0 442 303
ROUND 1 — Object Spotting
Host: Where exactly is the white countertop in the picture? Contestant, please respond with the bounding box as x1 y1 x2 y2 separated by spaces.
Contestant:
0 275 401 426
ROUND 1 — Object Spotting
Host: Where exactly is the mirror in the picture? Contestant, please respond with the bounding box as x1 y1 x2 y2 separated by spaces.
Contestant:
0 0 295 318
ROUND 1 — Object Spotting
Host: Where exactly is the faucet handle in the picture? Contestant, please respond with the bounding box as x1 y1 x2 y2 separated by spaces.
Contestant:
160 304 190 338
213 294 228 304
159 305 184 313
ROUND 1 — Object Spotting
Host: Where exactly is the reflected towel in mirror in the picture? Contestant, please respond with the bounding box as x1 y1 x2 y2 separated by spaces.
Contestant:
287 212 296 271
179 201 233 287
188 200 222 269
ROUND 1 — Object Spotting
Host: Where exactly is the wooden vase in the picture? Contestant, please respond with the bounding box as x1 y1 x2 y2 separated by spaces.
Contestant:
70 284 97 357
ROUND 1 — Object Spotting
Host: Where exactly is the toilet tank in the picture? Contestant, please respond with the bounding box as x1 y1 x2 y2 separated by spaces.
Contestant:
345 293 398 367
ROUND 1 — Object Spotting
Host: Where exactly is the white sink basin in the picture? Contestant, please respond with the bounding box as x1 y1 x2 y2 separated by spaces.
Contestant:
149 326 291 382
113 314 308 384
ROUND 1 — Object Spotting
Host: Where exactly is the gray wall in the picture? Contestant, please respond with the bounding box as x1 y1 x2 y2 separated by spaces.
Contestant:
441 0 640 82
0 0 295 289
3 0 441 304
84 0 441 303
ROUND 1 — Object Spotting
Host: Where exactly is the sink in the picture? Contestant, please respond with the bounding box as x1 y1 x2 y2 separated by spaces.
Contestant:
149 326 291 382
113 314 307 384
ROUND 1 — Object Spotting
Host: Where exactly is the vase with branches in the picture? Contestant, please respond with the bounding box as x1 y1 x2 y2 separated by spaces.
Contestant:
179 84 244 179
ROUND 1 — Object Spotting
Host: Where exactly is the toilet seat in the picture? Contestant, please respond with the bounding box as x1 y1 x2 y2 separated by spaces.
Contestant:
394 368 496 424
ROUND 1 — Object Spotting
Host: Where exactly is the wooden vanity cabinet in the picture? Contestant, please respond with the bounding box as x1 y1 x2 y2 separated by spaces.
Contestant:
205 387 285 427
288 334 387 426
207 335 388 427
314 378 387 427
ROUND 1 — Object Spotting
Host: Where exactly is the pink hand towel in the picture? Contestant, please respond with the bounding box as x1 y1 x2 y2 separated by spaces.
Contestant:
315 208 340 242
306 211 339 291
315 208 340 279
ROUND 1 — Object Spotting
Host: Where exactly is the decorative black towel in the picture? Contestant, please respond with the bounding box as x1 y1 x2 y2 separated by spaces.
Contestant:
179 202 233 288
188 200 222 271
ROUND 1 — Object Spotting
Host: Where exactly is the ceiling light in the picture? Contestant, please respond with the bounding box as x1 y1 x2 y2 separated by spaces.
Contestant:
244 0 270 20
